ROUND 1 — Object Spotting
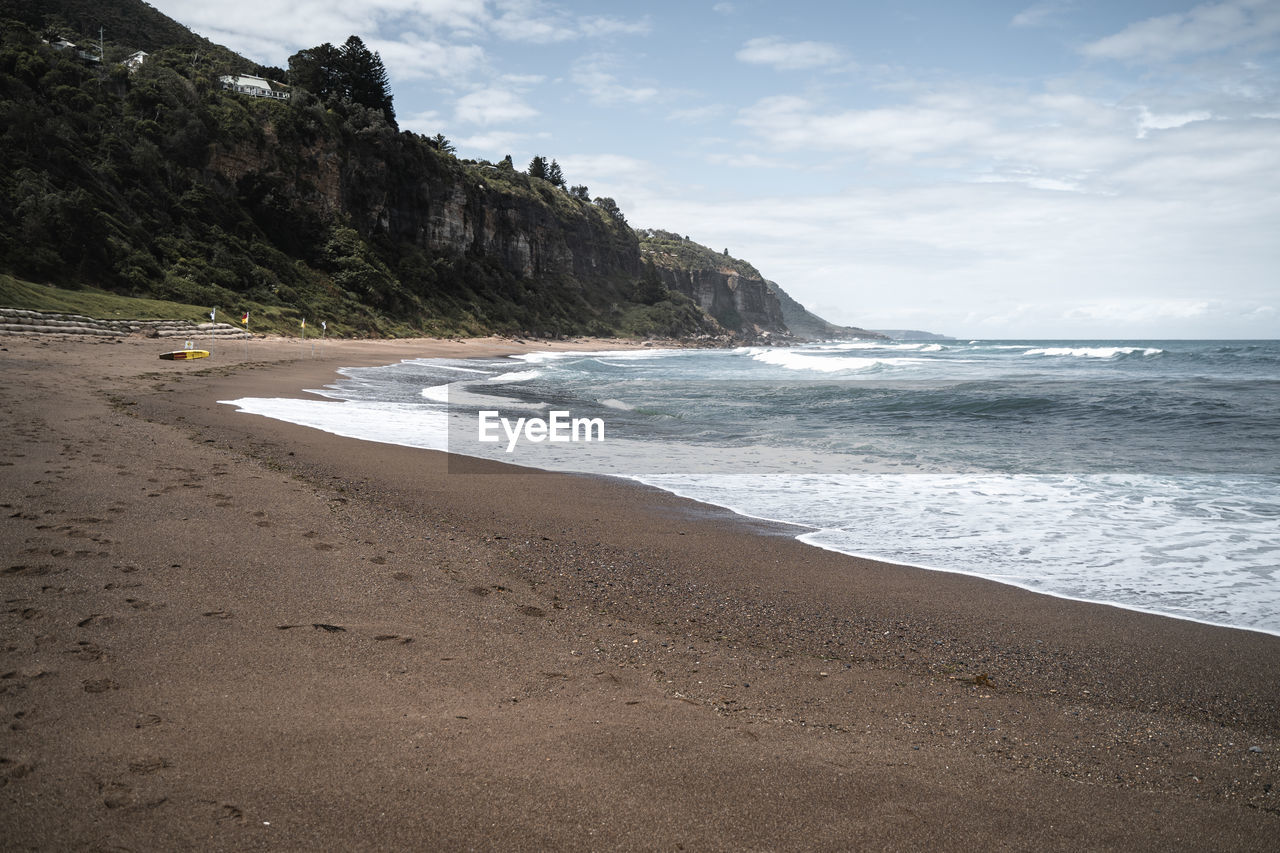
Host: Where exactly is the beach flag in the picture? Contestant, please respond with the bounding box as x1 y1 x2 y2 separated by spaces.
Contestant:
321 320 326 331
241 312 249 325
300 318 306 329
210 308 216 322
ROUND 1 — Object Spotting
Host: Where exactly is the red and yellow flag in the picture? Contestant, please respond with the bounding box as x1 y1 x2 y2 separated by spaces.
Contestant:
241 312 249 325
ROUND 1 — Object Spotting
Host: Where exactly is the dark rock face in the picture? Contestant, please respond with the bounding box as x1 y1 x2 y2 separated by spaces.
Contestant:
211 129 641 289
654 266 788 335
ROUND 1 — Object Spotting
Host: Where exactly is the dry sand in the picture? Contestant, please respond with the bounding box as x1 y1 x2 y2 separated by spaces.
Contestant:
1 333 1277 851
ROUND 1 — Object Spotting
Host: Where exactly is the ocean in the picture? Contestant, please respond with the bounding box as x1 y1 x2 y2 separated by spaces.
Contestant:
223 339 1280 636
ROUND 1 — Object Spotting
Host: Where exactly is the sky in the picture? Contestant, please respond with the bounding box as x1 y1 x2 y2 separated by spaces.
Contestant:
147 0 1279 339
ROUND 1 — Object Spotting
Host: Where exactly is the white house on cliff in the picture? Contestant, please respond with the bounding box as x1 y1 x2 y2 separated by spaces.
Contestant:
218 74 290 101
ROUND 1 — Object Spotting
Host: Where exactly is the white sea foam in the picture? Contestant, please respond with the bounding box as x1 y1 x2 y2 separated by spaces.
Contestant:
221 397 451 452
1025 346 1163 358
750 349 922 373
415 362 491 373
636 470 1280 636
489 370 541 382
421 384 452 403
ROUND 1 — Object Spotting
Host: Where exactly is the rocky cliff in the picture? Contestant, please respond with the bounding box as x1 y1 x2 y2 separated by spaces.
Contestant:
651 266 787 337
209 119 641 288
638 231 789 338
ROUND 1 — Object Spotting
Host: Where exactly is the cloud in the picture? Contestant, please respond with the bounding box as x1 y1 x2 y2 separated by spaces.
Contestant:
571 54 659 105
489 0 648 43
454 87 538 124
399 109 444 134
149 0 645 70
735 36 848 71
1010 1 1075 29
1136 107 1212 137
611 136 1280 337
453 130 541 159
578 15 652 38
1082 0 1280 64
666 104 728 123
148 0 489 64
737 95 992 159
712 3 735 15
557 153 650 182
371 35 487 81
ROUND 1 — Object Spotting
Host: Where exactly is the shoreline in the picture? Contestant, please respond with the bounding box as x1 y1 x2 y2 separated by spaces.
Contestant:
3 334 1278 850
230 339 1280 641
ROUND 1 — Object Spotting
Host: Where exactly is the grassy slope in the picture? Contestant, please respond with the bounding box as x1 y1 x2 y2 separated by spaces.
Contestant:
0 274 397 337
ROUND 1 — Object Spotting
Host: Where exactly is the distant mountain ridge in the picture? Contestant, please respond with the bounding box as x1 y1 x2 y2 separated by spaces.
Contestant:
769 282 885 341
0 0 878 341
873 330 956 341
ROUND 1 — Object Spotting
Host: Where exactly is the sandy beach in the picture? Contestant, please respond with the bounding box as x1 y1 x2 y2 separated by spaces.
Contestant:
1 333 1277 851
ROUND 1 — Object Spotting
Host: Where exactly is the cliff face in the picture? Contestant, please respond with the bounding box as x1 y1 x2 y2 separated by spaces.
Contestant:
208 122 639 287
652 266 787 335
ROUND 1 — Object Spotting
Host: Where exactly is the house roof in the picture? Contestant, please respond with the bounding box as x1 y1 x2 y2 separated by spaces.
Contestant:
219 74 278 89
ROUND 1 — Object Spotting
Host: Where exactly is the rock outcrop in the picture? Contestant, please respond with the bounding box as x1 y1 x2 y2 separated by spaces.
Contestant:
651 266 787 337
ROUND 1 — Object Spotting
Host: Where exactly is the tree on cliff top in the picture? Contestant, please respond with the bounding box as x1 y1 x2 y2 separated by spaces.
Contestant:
288 35 396 128
546 159 565 188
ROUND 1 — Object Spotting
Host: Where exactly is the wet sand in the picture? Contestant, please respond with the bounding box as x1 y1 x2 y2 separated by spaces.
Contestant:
1 334 1277 851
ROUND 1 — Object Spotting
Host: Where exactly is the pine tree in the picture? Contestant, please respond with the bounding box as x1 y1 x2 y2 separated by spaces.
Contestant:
547 159 565 188
288 42 343 101
527 155 548 180
340 35 396 128
290 37 397 128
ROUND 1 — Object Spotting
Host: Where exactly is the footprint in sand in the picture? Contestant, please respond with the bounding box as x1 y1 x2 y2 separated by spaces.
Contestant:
374 635 414 644
202 610 233 620
4 565 52 577
64 642 105 662
127 757 171 774
99 779 166 810
215 803 245 824
0 758 35 787
82 678 120 694
134 713 162 729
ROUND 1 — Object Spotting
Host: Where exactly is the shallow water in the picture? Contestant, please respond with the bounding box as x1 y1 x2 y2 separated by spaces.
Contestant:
223 339 1280 635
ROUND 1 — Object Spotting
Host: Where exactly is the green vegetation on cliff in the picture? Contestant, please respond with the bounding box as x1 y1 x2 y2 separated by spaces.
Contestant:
637 230 763 281
0 0 866 342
